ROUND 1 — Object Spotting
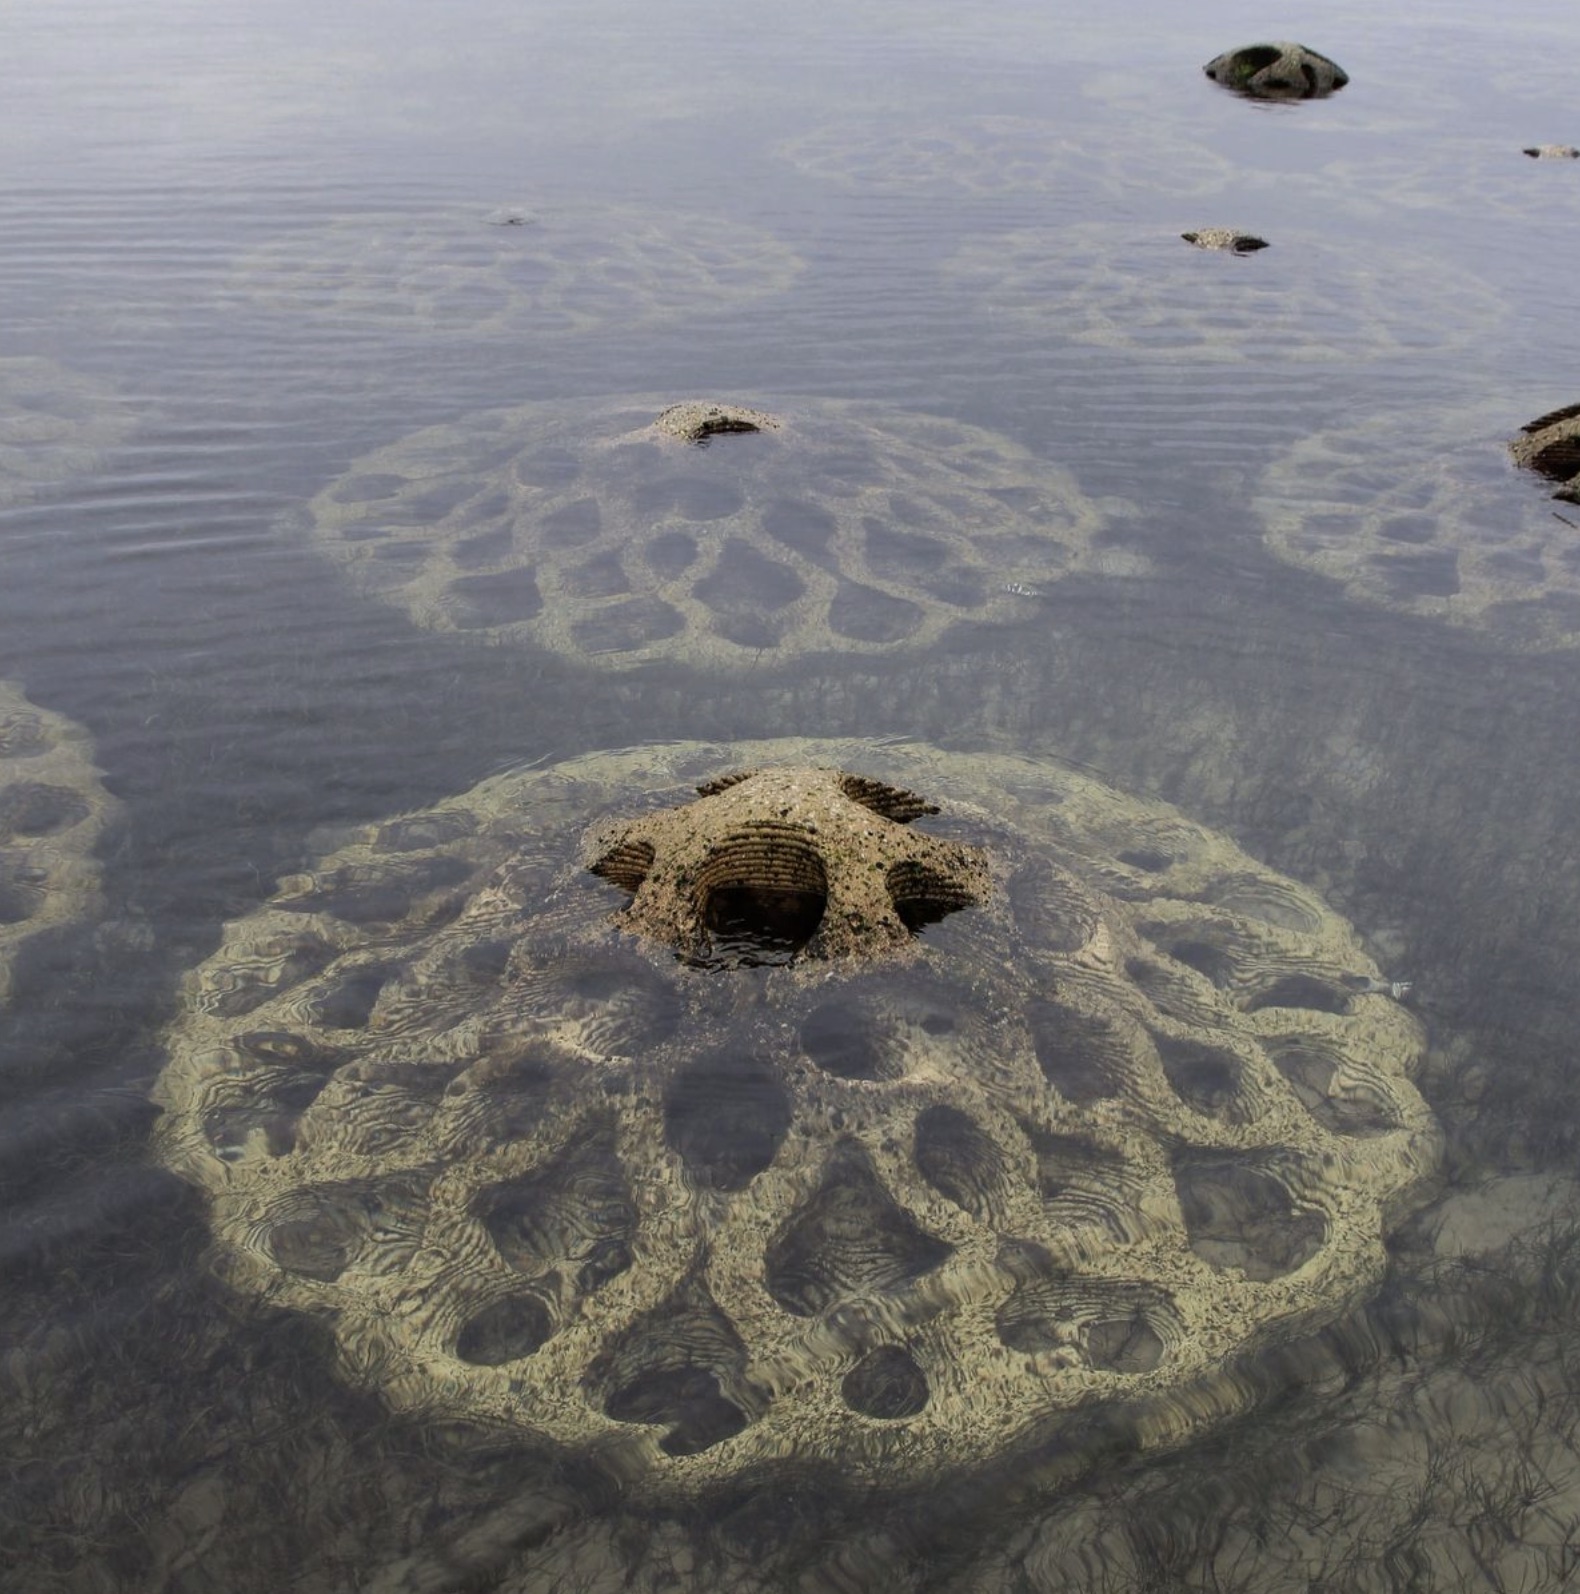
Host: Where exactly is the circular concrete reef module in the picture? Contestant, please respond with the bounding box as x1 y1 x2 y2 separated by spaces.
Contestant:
0 681 121 1005
299 395 1133 667
1255 398 1580 650
776 113 1236 201
153 737 1440 1499
225 205 803 339
1 358 132 508
1203 43 1348 100
943 223 1503 363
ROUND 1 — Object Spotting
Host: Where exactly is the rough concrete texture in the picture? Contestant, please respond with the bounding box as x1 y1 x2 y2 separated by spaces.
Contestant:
1182 229 1269 253
153 737 1440 1500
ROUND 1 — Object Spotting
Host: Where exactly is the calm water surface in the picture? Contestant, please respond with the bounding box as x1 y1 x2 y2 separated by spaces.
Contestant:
5 1 1580 1588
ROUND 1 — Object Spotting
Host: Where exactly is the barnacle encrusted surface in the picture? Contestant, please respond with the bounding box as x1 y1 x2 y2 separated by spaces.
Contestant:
1255 400 1580 649
1 358 130 508
152 737 1439 1498
300 395 1129 666
225 206 802 337
0 681 119 1003
1203 43 1348 100
776 114 1235 200
943 224 1503 363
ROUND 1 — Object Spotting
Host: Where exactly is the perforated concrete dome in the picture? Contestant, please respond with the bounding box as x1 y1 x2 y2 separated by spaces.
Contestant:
1203 43 1348 100
776 114 1236 200
943 224 1504 363
225 205 802 337
1511 402 1580 501
0 682 120 1004
1255 399 1580 650
1 358 131 508
152 738 1439 1498
300 396 1131 666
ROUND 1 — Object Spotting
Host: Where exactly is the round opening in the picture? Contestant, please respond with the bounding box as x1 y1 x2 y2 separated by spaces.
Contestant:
886 859 977 935
695 826 827 967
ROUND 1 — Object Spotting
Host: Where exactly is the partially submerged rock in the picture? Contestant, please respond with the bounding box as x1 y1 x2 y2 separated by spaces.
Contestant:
1511 402 1580 502
1522 145 1579 160
1182 229 1269 254
152 737 1440 1499
651 401 782 445
1204 43 1348 100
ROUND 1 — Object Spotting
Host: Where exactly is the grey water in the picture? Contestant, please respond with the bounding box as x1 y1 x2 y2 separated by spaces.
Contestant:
4 0 1580 1587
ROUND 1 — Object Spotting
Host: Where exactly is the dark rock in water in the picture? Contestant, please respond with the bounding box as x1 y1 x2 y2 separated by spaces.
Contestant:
484 205 537 226
1203 42 1348 100
1182 229 1269 254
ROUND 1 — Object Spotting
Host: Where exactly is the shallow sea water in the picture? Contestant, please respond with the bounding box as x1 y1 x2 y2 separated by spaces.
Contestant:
4 0 1580 1589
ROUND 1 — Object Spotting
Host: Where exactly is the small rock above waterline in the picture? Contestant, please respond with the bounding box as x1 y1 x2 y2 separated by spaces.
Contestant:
651 400 781 444
1182 229 1270 254
1203 42 1348 100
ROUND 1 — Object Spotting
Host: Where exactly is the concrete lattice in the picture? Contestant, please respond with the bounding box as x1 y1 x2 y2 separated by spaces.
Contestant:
300 396 1134 667
0 681 119 1004
153 738 1440 1498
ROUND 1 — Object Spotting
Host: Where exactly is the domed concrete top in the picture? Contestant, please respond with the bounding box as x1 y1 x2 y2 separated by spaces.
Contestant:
1511 402 1580 502
152 738 1440 1499
1203 43 1348 100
